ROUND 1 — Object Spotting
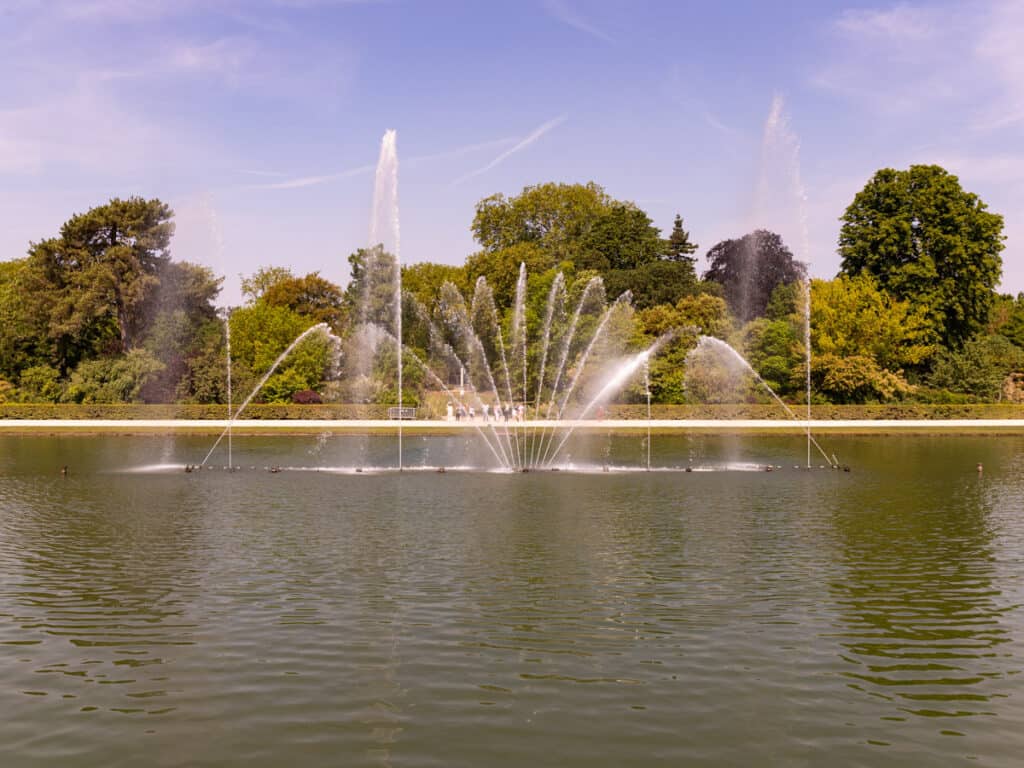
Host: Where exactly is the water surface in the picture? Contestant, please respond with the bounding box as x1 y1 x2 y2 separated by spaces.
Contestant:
1 434 1022 766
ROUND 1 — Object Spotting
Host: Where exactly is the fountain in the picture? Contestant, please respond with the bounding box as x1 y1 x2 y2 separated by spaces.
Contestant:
756 94 816 468
196 125 833 474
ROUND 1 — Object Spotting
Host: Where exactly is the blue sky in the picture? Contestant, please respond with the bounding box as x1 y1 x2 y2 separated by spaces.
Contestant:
1 0 1022 304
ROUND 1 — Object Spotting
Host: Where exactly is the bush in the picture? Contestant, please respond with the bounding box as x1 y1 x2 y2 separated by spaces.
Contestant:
63 350 165 404
18 365 63 403
292 389 323 404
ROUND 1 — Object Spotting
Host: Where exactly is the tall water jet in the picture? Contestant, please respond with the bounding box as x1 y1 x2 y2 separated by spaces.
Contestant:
225 309 233 470
644 358 652 472
757 94 814 467
369 130 403 470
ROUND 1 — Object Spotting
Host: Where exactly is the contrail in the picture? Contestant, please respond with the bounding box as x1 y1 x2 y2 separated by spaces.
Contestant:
451 115 567 185
247 164 375 190
244 136 520 191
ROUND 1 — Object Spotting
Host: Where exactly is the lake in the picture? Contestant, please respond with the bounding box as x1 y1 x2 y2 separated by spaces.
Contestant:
1 433 1022 766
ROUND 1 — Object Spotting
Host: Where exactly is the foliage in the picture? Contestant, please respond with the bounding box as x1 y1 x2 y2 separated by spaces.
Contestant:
604 260 699 310
672 293 732 338
263 272 344 326
812 354 912 404
292 389 323 404
402 262 469 312
241 266 295 303
471 181 611 259
63 349 166 404
839 164 1005 349
665 214 698 263
577 204 665 271
0 259 50 379
464 242 550 310
18 365 64 403
927 334 1024 400
736 318 801 395
228 302 332 403
172 318 228 404
28 197 174 366
344 246 398 330
703 230 806 322
988 293 1024 350
810 275 935 371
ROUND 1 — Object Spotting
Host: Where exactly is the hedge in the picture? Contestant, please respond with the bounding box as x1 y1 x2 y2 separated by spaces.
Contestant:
0 404 389 420
3 403 1024 420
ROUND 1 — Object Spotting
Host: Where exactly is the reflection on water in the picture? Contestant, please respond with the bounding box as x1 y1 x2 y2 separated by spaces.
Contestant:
0 434 1022 766
829 446 1021 742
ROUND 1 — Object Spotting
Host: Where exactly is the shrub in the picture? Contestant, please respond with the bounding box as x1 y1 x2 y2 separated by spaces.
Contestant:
292 389 323 404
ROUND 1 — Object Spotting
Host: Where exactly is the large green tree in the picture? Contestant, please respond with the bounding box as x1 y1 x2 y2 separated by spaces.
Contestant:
26 197 175 372
839 164 1005 349
471 181 611 260
703 230 805 322
577 203 665 271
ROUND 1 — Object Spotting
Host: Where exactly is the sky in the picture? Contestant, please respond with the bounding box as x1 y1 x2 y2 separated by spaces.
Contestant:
1 0 1022 305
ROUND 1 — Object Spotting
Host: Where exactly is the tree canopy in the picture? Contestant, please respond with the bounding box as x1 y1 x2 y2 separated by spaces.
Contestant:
702 230 806 322
839 164 1005 350
1 169 1019 409
28 197 175 366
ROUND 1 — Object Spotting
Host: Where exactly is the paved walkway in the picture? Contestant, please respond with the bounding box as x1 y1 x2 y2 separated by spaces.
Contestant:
3 419 1024 433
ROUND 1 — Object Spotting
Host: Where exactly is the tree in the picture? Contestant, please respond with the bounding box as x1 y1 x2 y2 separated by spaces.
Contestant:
471 181 611 260
229 302 333 404
928 335 1024 400
988 293 1024 351
737 318 801 395
28 197 174 364
463 242 551 310
810 275 935 372
344 246 398 330
402 262 469 312
603 261 699 310
262 272 344 326
0 259 50 379
812 354 911 404
839 164 1005 349
63 349 166 404
241 266 294 303
577 204 665 271
665 214 698 263
703 230 806 322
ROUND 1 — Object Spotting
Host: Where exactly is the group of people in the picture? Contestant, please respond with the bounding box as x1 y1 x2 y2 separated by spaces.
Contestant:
445 402 528 423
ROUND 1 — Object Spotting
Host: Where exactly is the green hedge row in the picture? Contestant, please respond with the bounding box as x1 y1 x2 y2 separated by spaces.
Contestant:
605 403 1024 420
0 404 389 420
3 402 1024 420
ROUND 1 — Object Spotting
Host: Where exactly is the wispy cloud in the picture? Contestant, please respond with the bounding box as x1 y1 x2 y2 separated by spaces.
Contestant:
406 137 518 166
451 115 567 186
834 5 940 42
246 164 375 190
245 137 521 192
542 0 612 44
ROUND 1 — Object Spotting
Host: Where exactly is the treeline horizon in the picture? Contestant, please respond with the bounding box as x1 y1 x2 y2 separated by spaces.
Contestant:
2 164 1022 409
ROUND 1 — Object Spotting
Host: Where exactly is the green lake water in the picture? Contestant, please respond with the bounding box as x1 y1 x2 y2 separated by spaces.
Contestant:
1 433 1022 766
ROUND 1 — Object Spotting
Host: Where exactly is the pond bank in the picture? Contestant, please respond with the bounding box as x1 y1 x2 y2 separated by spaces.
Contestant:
4 418 1024 435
